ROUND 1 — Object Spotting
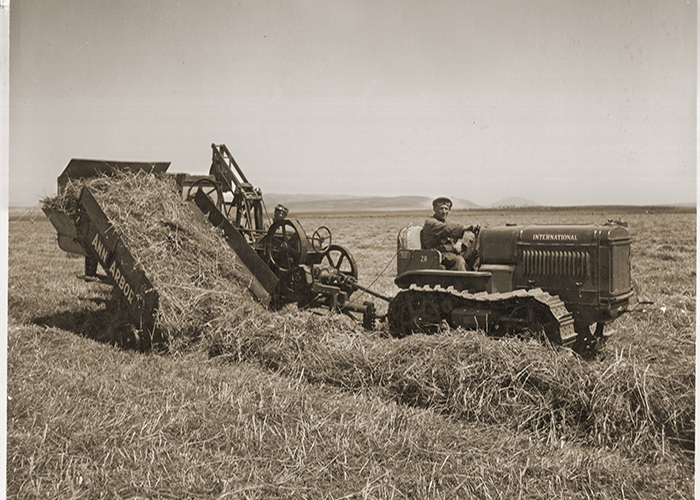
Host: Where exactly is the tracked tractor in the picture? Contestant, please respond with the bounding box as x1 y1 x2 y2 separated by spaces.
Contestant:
388 222 638 355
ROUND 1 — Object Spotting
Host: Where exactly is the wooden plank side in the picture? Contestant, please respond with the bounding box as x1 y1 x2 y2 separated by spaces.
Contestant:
77 187 160 346
78 188 122 252
59 159 170 192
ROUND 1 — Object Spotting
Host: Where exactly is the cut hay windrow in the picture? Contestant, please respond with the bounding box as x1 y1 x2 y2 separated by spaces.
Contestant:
207 312 694 459
42 171 264 349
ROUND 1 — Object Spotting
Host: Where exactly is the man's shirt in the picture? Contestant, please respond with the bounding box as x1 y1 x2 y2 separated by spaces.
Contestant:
421 215 466 253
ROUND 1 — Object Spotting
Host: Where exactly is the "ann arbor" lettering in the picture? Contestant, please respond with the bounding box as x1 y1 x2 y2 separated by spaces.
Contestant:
91 234 137 304
532 233 578 241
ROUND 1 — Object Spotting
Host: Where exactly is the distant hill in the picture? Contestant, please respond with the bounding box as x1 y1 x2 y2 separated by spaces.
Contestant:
451 198 482 209
488 197 540 208
263 194 480 212
260 193 696 212
9 194 693 217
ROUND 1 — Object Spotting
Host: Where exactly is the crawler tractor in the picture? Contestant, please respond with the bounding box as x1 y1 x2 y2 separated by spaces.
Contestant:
389 223 638 355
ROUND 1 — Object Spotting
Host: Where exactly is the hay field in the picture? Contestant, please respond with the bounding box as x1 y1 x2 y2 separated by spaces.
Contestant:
7 199 696 499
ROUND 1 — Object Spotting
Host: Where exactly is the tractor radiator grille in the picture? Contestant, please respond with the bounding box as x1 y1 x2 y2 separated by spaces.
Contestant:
522 250 591 278
611 245 631 294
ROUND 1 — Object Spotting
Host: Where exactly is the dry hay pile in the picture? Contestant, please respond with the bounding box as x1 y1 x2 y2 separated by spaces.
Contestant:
42 171 263 350
209 313 694 459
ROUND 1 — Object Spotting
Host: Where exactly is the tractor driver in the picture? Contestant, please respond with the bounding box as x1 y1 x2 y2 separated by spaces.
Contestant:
421 197 480 271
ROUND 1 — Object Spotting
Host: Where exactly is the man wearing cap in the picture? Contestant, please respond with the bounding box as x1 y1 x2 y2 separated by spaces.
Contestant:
273 204 289 222
421 197 480 271
263 204 290 233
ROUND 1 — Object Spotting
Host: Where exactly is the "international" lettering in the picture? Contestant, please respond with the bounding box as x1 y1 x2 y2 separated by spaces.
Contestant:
532 233 578 241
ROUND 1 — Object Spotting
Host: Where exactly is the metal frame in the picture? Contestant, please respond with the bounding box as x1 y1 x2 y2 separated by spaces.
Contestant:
209 143 266 244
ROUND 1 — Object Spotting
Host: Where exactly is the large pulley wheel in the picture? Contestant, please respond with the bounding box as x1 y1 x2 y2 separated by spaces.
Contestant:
266 219 309 272
321 244 358 280
185 178 223 210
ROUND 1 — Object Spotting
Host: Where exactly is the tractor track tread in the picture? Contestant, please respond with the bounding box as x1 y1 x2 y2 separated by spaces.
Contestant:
393 284 577 347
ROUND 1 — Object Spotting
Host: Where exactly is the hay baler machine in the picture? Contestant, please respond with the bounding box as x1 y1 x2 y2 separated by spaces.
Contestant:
43 144 388 344
183 144 390 327
389 222 639 355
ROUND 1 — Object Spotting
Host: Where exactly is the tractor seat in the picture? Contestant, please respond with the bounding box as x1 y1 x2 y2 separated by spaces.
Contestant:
396 225 443 275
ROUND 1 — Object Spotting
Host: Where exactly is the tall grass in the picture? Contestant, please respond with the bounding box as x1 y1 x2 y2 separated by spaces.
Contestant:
38 176 696 457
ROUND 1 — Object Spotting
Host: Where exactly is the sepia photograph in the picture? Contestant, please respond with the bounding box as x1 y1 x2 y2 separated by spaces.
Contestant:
5 0 696 498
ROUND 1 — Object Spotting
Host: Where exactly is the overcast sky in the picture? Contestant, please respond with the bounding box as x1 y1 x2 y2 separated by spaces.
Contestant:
8 0 697 207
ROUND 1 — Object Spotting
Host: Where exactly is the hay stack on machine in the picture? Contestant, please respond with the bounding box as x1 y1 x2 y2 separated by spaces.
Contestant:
42 144 387 349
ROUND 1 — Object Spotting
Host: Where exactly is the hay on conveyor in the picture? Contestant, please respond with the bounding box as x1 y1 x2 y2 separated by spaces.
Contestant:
42 171 264 350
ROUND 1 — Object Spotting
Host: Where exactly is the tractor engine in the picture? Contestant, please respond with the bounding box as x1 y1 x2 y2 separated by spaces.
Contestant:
478 221 636 328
